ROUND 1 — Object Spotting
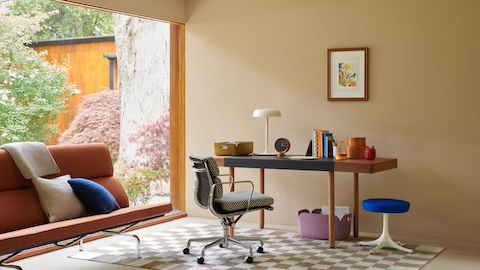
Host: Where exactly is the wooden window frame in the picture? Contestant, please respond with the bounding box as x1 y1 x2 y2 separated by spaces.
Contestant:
169 24 186 211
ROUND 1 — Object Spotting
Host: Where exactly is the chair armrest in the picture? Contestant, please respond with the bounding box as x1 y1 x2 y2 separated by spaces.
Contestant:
217 174 233 180
210 181 255 216
217 174 234 191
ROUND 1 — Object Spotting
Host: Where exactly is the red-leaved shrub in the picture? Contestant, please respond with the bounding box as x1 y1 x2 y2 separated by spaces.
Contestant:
57 90 120 161
123 111 170 203
129 111 170 172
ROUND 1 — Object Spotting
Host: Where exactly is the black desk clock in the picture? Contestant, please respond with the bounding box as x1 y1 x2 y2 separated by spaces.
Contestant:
275 138 290 157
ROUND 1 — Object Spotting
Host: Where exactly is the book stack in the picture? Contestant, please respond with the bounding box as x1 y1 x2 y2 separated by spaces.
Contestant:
312 130 334 158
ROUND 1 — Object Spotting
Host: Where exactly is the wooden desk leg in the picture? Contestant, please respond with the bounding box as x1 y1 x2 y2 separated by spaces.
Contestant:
353 173 359 237
229 167 235 236
260 168 265 229
328 171 335 248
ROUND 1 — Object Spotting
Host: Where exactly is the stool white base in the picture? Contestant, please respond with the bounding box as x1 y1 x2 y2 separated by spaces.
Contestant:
359 213 413 254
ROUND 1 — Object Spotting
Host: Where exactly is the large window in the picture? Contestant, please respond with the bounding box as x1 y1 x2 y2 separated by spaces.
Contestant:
1 0 184 211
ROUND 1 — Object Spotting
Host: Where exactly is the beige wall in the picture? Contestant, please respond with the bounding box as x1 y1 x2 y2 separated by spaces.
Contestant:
185 0 480 243
68 0 480 243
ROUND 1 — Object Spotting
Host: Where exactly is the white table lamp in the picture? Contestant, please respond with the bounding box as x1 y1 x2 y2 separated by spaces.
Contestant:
253 109 281 155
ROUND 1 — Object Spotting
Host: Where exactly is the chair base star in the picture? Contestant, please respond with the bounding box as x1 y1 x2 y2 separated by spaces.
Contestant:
183 218 264 264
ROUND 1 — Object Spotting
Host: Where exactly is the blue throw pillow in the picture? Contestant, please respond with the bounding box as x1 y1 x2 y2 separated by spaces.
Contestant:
68 178 120 214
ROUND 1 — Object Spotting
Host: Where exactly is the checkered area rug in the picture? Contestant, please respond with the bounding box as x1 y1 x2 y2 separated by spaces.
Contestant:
69 223 443 269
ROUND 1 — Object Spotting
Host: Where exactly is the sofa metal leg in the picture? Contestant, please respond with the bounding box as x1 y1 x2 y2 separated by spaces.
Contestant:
0 251 23 270
0 263 22 270
100 232 141 258
54 235 87 248
133 235 141 259
101 222 142 258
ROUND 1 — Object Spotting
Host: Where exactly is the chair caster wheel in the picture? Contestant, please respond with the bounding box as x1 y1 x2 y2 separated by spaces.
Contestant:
219 243 224 248
244 256 253 263
197 257 204 264
182 247 189 254
256 246 264 253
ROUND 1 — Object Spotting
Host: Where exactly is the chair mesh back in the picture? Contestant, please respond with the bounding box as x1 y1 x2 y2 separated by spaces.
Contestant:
189 155 223 208
191 158 210 208
204 157 223 198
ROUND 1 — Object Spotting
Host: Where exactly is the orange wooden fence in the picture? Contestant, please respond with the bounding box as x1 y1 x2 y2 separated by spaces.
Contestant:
29 36 118 145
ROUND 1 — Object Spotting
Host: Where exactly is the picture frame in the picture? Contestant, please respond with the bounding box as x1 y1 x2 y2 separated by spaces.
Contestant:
328 47 368 101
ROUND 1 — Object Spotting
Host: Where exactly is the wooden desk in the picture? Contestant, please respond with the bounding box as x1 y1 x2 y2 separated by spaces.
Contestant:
215 156 397 248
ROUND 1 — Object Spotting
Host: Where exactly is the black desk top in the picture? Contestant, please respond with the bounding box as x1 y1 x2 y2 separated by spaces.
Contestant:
222 155 335 171
216 156 398 173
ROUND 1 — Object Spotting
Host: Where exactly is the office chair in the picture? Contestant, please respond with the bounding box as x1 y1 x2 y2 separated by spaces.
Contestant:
184 154 274 264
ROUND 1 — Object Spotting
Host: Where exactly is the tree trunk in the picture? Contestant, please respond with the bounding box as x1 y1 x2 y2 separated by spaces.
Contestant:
112 14 170 167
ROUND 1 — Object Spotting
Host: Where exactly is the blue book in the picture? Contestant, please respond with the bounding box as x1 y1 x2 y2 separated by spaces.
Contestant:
323 133 333 157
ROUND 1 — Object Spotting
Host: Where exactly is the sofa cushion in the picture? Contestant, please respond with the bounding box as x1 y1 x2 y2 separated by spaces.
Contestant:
32 175 87 223
0 150 34 192
92 176 129 208
47 143 114 180
0 187 48 234
68 178 120 214
47 143 129 208
0 202 173 255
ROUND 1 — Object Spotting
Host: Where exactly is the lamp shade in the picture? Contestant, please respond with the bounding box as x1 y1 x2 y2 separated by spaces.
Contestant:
253 109 281 117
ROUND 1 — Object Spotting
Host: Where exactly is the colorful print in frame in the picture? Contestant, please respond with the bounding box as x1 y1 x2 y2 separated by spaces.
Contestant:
338 62 358 88
328 48 368 101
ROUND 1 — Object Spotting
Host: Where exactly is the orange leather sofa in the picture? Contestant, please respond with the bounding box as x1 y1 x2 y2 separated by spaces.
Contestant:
0 143 172 268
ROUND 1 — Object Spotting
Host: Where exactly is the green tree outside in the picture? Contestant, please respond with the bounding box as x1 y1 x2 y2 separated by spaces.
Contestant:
0 2 76 144
8 0 113 40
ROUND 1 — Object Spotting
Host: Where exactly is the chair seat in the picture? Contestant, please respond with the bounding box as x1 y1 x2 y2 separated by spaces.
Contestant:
363 198 410 213
214 190 274 214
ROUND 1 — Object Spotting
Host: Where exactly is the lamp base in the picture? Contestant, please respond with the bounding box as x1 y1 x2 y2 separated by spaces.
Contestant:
255 152 278 156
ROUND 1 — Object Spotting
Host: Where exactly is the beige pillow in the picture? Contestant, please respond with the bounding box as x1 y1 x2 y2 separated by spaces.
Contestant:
32 174 87 222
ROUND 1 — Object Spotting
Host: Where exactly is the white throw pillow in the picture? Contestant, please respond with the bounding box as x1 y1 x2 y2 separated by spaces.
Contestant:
32 174 87 222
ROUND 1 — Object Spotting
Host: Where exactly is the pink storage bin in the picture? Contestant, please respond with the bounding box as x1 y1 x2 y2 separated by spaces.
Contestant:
298 209 352 240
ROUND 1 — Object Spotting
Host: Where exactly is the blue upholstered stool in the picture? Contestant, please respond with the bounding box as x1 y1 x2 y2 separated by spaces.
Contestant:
359 198 413 254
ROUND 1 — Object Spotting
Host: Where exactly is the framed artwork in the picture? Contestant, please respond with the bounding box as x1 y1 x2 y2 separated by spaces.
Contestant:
328 47 368 101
